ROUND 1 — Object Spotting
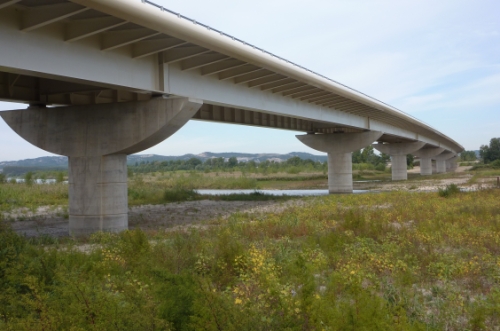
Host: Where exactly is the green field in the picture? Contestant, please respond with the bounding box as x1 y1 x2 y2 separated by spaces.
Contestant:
1 187 500 330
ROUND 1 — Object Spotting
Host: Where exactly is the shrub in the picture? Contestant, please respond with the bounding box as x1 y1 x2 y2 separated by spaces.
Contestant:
286 166 301 174
438 183 461 197
56 171 65 183
163 188 199 202
491 159 500 169
24 171 34 185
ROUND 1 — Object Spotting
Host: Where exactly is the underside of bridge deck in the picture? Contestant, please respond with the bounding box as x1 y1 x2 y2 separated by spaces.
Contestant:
0 0 463 235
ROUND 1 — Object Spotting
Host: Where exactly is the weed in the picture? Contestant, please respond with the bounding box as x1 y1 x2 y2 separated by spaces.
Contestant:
164 188 199 202
438 183 461 197
1 190 500 329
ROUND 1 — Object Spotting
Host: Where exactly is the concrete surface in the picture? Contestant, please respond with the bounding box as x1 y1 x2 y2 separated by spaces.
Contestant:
413 147 445 175
1 97 202 235
296 131 382 193
372 142 425 180
434 152 456 174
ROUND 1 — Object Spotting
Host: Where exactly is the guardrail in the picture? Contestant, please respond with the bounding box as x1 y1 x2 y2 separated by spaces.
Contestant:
140 0 430 126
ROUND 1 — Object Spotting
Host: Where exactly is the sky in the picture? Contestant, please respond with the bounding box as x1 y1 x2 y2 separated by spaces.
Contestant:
1 0 499 161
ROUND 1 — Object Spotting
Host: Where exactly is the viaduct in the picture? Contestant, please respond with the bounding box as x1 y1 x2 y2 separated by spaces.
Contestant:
0 0 463 235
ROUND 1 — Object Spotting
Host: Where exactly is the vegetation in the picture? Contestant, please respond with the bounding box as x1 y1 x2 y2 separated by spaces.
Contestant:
352 145 389 168
128 156 328 175
460 150 477 162
1 189 500 330
1 166 66 177
480 137 500 164
437 183 461 197
470 159 500 171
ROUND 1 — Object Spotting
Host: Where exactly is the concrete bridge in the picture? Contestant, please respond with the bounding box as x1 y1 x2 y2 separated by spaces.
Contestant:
0 0 463 235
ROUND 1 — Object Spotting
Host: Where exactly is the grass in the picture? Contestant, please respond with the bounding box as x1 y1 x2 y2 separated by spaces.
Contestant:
1 166 497 218
1 189 500 330
0 182 68 213
437 183 461 197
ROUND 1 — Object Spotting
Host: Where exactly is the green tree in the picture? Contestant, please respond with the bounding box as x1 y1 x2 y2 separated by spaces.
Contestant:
407 154 414 169
460 150 477 161
24 171 34 185
56 171 65 183
480 138 500 163
285 156 303 166
228 157 238 167
186 157 202 168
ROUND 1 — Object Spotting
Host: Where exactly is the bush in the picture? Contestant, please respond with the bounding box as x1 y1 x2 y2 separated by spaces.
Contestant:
56 171 65 183
375 164 386 172
0 173 5 184
438 183 461 197
352 163 375 171
24 171 34 185
163 188 199 202
286 166 301 174
491 159 500 169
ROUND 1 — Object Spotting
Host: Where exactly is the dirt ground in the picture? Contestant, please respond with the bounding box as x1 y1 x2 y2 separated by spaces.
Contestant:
6 199 301 238
4 166 498 238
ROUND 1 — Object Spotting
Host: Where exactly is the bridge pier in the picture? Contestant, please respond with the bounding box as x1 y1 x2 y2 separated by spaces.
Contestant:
1 97 202 235
434 152 455 174
446 156 459 172
372 142 425 180
412 147 445 175
296 131 382 193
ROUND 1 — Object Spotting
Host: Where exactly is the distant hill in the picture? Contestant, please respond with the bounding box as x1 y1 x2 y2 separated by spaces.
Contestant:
0 152 327 174
127 152 327 165
0 156 68 169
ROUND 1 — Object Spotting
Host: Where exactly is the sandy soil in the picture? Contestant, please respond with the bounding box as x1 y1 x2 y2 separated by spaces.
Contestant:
6 199 301 238
355 166 497 192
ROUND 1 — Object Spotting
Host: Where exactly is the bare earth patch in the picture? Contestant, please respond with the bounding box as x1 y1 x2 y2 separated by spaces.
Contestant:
6 199 302 238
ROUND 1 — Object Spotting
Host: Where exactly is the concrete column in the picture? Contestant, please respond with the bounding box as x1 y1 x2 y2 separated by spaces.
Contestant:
433 152 455 174
390 154 408 180
446 156 459 172
296 131 382 193
436 160 446 173
413 147 445 175
2 97 202 235
372 142 425 180
327 152 353 193
69 155 128 233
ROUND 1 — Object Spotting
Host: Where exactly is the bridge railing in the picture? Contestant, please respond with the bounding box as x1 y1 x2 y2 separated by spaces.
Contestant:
139 0 427 126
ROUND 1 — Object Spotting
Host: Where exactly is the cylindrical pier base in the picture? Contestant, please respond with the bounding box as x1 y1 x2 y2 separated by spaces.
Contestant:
436 160 446 173
328 153 353 194
420 157 432 175
391 155 408 180
69 154 128 235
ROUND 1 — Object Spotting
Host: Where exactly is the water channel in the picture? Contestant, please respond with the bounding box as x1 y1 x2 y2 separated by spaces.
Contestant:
196 189 369 196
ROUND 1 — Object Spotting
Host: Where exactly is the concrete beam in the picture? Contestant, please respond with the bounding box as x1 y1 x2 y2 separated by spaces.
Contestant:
372 142 425 180
296 131 382 193
1 97 202 235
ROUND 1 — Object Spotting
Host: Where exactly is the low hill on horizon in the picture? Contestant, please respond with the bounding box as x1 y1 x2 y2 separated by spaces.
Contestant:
0 152 327 174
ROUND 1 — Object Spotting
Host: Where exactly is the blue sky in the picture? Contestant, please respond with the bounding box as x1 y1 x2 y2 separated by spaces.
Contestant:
1 0 499 161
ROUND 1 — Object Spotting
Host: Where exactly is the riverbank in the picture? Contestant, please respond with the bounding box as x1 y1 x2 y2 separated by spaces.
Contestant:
2 189 500 330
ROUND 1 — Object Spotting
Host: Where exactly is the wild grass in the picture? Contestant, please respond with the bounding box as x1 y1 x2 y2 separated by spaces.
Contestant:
1 189 500 329
437 183 461 197
0 182 68 213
